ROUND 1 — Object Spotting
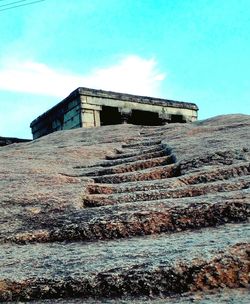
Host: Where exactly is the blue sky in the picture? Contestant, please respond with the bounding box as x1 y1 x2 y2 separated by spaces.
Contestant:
0 0 249 139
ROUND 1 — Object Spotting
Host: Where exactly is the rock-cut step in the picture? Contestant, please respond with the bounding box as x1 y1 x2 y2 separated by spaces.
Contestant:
1 225 249 302
91 164 180 184
83 176 250 207
121 139 162 149
86 162 250 194
105 144 164 160
84 155 175 177
75 148 168 169
139 131 166 138
7 198 249 244
95 148 168 167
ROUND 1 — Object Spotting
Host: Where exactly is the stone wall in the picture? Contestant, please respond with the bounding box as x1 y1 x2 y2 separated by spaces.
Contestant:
31 97 82 139
0 137 31 147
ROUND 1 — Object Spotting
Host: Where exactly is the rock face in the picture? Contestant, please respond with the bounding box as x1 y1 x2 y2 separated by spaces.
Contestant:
0 114 249 303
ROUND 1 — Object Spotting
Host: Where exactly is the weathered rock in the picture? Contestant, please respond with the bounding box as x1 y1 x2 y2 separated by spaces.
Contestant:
0 114 249 302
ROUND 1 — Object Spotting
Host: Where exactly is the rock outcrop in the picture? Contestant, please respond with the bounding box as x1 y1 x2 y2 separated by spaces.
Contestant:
0 114 249 303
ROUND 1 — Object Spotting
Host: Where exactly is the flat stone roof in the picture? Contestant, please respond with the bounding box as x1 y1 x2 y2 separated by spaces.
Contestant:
77 87 198 110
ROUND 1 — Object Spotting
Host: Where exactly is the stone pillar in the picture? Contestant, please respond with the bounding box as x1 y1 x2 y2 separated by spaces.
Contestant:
119 108 132 124
81 104 102 127
81 110 95 128
179 115 196 123
159 113 171 125
93 110 101 127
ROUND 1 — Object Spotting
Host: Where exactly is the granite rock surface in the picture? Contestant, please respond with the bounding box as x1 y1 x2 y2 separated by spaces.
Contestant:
0 114 249 302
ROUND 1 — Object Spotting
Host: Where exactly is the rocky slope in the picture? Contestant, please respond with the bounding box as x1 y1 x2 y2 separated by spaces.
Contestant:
0 114 249 303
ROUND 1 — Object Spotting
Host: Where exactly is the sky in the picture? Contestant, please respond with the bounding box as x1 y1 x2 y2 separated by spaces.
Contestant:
0 0 249 139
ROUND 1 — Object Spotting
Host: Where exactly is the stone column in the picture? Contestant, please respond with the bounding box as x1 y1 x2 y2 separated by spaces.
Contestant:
81 104 102 127
93 110 101 127
159 113 171 125
185 115 196 123
119 108 132 124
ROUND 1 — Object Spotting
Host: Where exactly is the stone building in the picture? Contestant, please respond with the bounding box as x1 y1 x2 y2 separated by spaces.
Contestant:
0 137 31 147
30 87 198 139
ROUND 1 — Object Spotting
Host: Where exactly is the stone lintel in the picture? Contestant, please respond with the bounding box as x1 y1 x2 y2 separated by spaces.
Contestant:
81 103 102 111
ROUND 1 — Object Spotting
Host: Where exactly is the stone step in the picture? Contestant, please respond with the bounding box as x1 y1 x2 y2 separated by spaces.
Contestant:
137 135 166 142
101 149 167 167
84 155 175 177
126 134 165 141
139 127 167 135
86 178 183 195
91 164 180 184
139 131 166 138
87 162 250 194
83 176 250 207
76 149 168 169
7 199 249 244
121 139 162 149
105 144 163 160
1 224 249 301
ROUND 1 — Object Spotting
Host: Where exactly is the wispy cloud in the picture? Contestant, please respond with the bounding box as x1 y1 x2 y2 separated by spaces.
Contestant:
0 55 165 97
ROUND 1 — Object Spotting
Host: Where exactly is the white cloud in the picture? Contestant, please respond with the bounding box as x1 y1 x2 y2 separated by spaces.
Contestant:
0 55 165 98
0 55 166 138
86 56 165 96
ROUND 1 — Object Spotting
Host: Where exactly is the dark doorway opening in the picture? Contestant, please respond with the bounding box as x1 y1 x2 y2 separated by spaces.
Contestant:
128 110 161 126
100 106 122 126
171 114 186 123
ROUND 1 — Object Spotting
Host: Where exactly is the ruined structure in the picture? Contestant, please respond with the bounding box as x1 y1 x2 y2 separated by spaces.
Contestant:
30 87 198 139
0 136 31 147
